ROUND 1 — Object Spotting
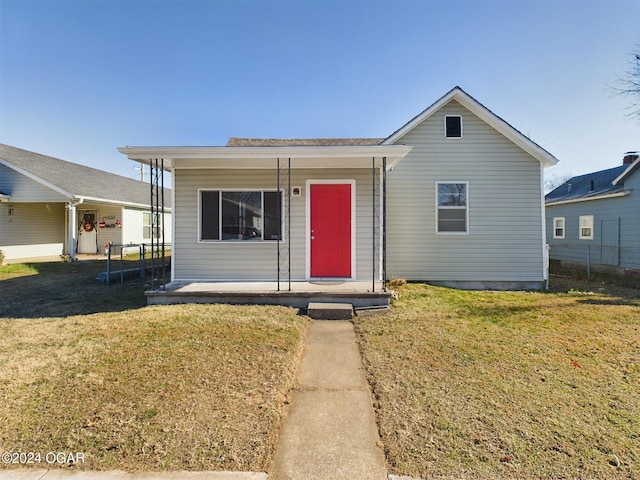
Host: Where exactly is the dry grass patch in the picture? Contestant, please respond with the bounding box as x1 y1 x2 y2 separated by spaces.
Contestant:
0 304 308 471
355 282 639 480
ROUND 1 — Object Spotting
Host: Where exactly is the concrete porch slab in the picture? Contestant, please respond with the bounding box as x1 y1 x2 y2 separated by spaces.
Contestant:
145 281 391 309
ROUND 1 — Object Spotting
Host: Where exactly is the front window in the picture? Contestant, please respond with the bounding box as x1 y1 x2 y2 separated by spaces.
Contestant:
553 217 565 239
579 215 594 240
200 190 282 241
437 182 468 233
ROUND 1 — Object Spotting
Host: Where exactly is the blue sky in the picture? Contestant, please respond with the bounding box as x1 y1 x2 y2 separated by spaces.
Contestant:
1 0 638 184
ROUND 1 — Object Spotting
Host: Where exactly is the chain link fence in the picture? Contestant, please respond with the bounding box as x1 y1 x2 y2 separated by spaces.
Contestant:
549 243 640 276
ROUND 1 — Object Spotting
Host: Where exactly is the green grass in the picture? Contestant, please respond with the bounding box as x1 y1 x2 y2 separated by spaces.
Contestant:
355 282 640 480
0 263 39 280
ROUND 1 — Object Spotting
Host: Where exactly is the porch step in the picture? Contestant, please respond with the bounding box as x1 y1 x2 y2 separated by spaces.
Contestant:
306 302 354 320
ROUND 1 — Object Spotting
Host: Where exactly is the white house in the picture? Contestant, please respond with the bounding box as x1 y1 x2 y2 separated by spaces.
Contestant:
0 144 172 262
119 87 557 296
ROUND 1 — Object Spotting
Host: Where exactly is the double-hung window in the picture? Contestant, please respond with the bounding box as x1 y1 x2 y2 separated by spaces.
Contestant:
553 217 565 239
579 215 594 240
143 212 161 240
200 190 283 241
143 212 152 241
436 182 468 233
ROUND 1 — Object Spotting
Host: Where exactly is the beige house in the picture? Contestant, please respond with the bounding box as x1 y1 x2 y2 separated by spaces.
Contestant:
0 144 171 262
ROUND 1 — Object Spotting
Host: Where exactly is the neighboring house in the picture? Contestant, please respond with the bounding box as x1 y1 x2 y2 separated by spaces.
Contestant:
119 86 557 290
0 144 172 262
545 152 640 274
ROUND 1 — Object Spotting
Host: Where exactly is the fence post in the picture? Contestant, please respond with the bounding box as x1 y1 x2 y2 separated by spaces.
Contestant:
141 244 146 282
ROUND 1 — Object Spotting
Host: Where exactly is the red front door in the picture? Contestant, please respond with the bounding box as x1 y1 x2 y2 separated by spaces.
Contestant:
310 183 352 278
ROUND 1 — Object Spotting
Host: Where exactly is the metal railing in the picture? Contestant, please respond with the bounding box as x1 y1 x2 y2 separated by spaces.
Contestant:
105 242 171 286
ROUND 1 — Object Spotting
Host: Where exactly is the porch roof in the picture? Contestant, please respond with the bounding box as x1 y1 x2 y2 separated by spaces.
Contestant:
117 144 413 171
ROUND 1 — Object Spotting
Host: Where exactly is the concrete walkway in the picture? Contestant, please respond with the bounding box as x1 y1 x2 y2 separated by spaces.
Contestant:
268 320 387 480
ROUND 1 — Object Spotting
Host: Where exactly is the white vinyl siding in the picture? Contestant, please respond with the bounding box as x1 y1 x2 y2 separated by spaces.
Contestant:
0 202 65 260
122 208 172 246
579 215 594 240
386 99 545 284
553 217 565 239
173 169 376 281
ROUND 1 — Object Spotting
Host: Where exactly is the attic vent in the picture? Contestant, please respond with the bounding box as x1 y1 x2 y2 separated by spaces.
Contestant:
590 180 595 191
445 116 462 138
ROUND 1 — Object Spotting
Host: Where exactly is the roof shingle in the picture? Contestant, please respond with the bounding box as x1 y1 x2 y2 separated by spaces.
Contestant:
545 165 627 203
226 137 384 147
0 144 169 206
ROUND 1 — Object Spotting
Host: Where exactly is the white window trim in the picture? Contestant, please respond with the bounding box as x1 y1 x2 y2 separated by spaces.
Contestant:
444 115 463 139
579 215 594 240
435 181 469 235
553 216 565 239
197 188 285 243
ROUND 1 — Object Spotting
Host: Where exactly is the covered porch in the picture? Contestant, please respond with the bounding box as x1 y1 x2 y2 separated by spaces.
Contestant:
118 141 412 305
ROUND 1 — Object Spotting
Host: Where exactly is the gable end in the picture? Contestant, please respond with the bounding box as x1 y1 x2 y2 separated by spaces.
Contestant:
382 87 558 168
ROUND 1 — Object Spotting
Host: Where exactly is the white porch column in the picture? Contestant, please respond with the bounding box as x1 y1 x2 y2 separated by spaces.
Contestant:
67 199 83 260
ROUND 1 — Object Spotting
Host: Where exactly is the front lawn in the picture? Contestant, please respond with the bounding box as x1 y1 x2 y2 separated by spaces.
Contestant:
355 282 639 480
0 262 308 472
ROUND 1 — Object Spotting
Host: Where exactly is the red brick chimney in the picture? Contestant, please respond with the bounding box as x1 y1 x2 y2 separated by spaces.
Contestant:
623 151 639 165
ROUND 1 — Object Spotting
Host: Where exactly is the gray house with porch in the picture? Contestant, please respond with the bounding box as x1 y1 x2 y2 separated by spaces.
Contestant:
119 87 558 306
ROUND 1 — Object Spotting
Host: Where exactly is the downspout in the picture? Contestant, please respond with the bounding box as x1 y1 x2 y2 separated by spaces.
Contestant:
67 197 84 261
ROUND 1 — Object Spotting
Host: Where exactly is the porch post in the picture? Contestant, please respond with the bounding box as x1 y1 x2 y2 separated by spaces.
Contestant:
277 157 280 291
67 198 84 261
68 202 78 260
288 157 291 291
151 159 157 289
372 157 376 292
160 158 166 288
382 156 387 292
